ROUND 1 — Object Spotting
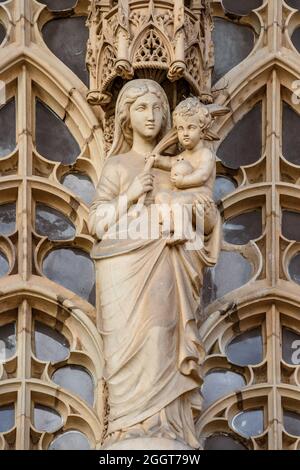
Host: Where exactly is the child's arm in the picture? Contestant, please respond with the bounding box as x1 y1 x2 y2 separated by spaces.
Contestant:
145 154 173 171
172 149 215 189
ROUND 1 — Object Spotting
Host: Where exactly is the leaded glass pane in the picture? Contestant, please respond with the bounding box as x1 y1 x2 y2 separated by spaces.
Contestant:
223 210 262 245
51 365 94 405
61 173 96 206
202 369 246 409
34 404 62 433
48 431 90 450
0 100 16 158
226 328 263 366
35 204 76 241
42 17 89 85
213 18 255 84
34 321 70 363
0 404 14 433
42 248 95 305
218 103 262 169
36 99 80 164
232 409 264 437
0 323 16 362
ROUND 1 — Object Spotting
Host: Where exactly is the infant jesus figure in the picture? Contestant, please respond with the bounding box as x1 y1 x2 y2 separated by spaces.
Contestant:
146 97 218 244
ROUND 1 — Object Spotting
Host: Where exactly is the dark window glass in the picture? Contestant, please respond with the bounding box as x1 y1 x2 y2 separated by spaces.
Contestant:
0 322 16 361
61 173 96 206
0 22 5 44
282 210 300 241
226 328 263 366
39 0 76 9
0 203 16 235
223 210 262 245
212 18 255 84
288 253 300 285
213 176 237 202
51 365 94 405
232 409 264 437
42 248 95 305
202 251 253 306
35 204 76 241
222 0 262 16
34 404 62 433
36 99 80 164
0 404 14 433
0 251 10 278
286 0 300 9
218 102 262 169
42 17 89 85
292 28 300 57
202 369 246 409
205 434 247 450
282 102 300 166
34 321 70 363
282 327 300 365
49 431 90 450
283 410 300 436
0 100 16 158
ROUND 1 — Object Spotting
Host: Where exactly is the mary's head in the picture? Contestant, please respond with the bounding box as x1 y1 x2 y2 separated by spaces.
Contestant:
108 79 171 157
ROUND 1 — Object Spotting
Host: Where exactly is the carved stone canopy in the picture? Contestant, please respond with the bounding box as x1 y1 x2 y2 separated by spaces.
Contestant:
86 0 214 110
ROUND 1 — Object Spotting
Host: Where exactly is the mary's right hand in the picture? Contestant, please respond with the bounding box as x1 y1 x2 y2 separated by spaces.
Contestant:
127 171 154 204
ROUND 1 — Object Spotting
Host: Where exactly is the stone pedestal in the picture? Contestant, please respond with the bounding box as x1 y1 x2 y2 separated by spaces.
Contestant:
102 438 193 450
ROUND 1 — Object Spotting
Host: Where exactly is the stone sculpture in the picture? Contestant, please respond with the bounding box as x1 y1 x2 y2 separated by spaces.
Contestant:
88 79 225 449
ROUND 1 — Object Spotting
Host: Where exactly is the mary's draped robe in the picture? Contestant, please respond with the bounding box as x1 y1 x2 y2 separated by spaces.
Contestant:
89 152 221 448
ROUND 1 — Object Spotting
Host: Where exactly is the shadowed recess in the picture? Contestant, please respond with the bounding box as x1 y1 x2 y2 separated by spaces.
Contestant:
49 431 90 450
39 0 77 9
42 17 89 85
0 203 16 235
0 404 15 433
35 99 80 164
35 204 76 241
34 404 62 433
282 327 300 365
218 102 262 169
202 251 253 306
202 369 246 409
283 410 300 436
0 322 16 361
212 18 255 84
222 0 263 16
0 100 16 158
288 253 300 285
282 102 300 166
223 209 262 245
42 248 96 305
61 172 96 206
282 210 300 241
232 409 264 437
0 22 5 44
213 175 237 202
204 434 248 450
226 328 263 366
34 321 70 363
51 365 94 405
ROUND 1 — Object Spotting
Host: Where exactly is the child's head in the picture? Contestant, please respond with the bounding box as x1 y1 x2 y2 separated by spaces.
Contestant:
173 97 213 150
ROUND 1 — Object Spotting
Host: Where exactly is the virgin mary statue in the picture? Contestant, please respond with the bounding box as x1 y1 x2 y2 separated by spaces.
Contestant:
88 79 222 449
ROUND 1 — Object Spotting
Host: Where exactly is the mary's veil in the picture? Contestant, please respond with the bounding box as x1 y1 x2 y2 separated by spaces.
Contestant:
107 79 171 158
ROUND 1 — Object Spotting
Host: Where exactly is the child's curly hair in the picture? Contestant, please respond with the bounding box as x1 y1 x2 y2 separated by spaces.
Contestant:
173 97 213 138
